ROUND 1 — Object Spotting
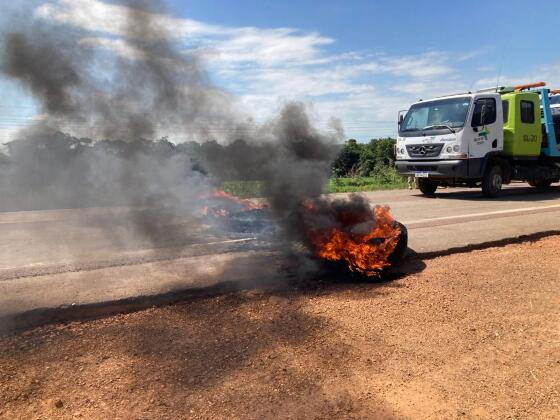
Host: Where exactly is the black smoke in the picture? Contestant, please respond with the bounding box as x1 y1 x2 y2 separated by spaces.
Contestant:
0 0 343 248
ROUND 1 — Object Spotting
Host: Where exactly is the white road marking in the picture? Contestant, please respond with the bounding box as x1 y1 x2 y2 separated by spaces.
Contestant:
402 204 560 225
201 238 256 245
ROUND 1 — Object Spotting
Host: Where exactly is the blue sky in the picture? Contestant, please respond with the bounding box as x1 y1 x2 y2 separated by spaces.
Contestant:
2 0 560 143
175 0 559 59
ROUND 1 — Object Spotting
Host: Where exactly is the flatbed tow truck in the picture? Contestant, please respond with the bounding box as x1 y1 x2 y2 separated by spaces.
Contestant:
395 82 560 196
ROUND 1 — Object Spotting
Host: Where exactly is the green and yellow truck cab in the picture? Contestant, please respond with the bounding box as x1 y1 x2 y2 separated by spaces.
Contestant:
501 91 541 157
395 82 560 196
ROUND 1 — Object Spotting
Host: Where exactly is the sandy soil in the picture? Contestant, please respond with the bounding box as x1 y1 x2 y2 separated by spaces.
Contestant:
1 236 559 419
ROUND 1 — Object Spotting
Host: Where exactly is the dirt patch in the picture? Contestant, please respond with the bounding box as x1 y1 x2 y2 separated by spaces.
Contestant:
1 237 559 419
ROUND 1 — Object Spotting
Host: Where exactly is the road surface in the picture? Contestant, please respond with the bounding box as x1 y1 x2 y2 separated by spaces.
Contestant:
1 183 559 330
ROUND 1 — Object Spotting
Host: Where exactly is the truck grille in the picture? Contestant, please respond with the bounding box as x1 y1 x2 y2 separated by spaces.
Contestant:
407 165 437 171
406 144 444 158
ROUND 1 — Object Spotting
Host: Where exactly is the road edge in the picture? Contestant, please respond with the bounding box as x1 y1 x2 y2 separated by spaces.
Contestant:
2 230 559 336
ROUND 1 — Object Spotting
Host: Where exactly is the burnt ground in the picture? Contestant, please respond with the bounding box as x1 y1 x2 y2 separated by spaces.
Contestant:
1 237 559 419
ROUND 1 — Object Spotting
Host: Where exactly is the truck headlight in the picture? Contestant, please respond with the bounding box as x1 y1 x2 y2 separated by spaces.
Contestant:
446 146 452 153
453 145 460 152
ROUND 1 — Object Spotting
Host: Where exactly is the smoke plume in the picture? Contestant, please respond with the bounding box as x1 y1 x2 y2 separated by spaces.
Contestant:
0 0 343 250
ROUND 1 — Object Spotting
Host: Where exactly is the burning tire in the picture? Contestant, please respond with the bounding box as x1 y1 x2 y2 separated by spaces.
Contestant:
207 191 408 280
387 221 408 265
316 220 408 280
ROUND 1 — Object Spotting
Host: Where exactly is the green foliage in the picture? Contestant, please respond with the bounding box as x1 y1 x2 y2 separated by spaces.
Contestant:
331 138 362 177
326 172 407 193
331 137 399 178
222 137 407 197
221 180 264 198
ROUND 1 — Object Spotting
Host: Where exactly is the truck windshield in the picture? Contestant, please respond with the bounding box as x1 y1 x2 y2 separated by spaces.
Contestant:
550 96 560 105
400 97 471 133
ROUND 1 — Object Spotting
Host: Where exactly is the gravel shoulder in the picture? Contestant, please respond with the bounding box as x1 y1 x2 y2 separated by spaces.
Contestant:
1 237 559 419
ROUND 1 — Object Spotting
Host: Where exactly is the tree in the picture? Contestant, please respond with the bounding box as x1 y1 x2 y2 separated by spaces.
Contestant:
368 138 396 175
331 139 362 177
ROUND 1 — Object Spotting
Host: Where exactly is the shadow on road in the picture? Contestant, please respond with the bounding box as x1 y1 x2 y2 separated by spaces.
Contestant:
414 185 560 202
0 253 416 418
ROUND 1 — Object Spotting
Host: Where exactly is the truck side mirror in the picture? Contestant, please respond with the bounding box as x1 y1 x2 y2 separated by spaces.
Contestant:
398 114 404 126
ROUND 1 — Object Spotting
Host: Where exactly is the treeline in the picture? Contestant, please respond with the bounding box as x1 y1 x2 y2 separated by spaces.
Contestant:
331 138 397 177
0 133 398 180
0 132 401 209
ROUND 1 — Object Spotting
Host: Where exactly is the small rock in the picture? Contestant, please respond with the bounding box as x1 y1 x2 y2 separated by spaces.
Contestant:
54 399 64 409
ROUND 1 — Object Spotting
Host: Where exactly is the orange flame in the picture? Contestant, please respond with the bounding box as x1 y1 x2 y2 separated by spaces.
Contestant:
207 189 264 211
200 189 265 217
201 190 401 275
306 206 401 276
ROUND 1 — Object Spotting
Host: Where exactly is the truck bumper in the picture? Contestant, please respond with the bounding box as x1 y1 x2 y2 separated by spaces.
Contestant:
395 160 469 178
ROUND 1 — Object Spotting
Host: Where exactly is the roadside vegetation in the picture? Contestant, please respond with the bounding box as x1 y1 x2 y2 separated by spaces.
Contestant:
222 137 406 197
223 173 406 198
327 173 406 193
329 138 406 192
0 133 406 206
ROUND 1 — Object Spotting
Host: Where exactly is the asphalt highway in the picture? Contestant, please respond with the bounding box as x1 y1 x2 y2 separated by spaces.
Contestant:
1 182 559 330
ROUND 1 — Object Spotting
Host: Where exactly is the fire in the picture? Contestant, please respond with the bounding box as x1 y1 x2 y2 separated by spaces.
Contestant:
201 190 404 276
200 189 265 218
207 189 264 211
305 205 401 276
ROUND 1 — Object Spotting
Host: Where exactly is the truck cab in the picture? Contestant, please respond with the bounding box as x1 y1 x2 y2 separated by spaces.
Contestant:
395 83 560 196
550 93 560 116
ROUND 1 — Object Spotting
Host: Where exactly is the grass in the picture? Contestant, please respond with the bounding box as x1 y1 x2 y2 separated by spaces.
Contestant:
221 180 264 198
222 171 407 198
326 176 407 193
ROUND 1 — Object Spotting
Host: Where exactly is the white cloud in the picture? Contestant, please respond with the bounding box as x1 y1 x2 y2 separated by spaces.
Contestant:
474 62 560 90
36 0 228 40
37 0 333 66
377 52 453 79
201 30 333 67
456 48 492 62
0 126 21 144
28 0 503 140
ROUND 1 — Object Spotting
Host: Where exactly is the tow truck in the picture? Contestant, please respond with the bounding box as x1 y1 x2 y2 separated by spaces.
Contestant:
395 82 560 196
550 90 560 115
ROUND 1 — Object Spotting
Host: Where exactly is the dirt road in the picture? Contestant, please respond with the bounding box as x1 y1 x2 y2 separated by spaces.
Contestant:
1 237 559 419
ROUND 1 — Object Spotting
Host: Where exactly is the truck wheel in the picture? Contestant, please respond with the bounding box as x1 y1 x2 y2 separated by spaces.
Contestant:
482 165 502 197
418 179 438 195
528 180 552 189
